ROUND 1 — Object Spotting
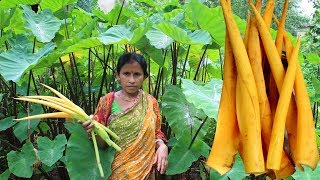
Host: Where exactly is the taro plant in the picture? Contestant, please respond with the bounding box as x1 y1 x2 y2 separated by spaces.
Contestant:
1 0 318 179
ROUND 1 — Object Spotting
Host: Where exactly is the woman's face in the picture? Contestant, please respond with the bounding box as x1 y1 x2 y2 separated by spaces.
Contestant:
117 61 145 96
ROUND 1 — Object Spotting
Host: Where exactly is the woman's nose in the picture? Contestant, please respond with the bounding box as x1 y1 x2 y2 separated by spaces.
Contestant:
128 75 135 83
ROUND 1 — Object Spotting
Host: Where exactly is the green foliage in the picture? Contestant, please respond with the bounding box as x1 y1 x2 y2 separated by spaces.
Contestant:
0 116 16 131
37 134 67 167
163 79 222 175
306 53 320 64
157 22 212 45
3 8 26 34
40 0 77 12
13 104 43 142
65 124 115 179
145 28 174 49
0 169 11 180
7 141 36 178
166 134 210 175
162 85 207 139
22 6 62 42
0 0 39 9
99 23 151 45
210 155 246 180
0 35 55 82
292 162 320 180
181 78 222 119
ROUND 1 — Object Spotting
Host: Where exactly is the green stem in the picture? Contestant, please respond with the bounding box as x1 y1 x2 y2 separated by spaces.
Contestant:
91 132 104 177
98 122 120 140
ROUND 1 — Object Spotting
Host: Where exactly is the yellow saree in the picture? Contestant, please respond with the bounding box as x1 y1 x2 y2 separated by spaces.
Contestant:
93 91 165 179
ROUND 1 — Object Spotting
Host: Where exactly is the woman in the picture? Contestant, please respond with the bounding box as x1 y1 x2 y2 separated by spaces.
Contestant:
80 53 168 179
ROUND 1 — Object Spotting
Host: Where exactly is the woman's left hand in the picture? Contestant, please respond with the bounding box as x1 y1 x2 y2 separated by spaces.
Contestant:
153 143 168 174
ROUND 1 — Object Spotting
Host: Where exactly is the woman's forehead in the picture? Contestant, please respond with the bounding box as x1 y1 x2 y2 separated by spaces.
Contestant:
120 61 143 71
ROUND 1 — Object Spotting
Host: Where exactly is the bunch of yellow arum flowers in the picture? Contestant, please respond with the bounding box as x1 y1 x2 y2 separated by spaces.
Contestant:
14 83 121 177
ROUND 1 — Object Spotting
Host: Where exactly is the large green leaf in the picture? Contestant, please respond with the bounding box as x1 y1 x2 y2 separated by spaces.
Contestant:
210 156 246 180
162 85 196 137
134 36 164 66
64 38 102 54
157 22 211 45
181 79 222 119
306 53 320 64
0 169 11 180
186 0 225 46
22 6 62 43
98 25 133 45
3 8 26 34
0 0 39 9
156 22 190 44
136 0 156 6
130 23 152 44
186 1 245 47
189 30 212 45
98 24 150 45
166 134 210 175
13 104 43 142
7 141 36 178
67 9 96 38
162 85 209 138
292 162 320 180
145 28 173 49
0 35 55 82
66 124 115 179
40 0 77 12
35 37 82 68
0 7 14 29
37 134 67 167
0 116 17 131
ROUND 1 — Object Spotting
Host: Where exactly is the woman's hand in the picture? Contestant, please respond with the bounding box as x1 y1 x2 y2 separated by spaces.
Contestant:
78 115 94 133
153 142 168 174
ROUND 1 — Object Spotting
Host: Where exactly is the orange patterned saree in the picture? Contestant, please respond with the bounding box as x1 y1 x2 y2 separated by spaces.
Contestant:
93 91 166 179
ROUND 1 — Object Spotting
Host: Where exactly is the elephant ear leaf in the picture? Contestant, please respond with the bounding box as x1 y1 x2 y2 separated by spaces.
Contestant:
37 134 67 167
0 116 16 131
181 78 222 120
65 124 115 179
22 5 61 43
162 85 199 138
7 141 36 178
292 163 320 180
0 35 55 82
0 169 11 180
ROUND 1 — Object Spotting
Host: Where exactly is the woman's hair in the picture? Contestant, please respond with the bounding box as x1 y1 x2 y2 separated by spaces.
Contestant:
116 53 149 77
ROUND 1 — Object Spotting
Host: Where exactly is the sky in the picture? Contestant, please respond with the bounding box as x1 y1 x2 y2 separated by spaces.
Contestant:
298 0 316 17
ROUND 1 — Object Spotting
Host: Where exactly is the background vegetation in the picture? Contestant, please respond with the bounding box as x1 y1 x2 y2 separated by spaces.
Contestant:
0 0 319 179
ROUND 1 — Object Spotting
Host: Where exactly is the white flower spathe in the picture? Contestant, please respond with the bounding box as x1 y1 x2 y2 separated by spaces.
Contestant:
97 0 116 14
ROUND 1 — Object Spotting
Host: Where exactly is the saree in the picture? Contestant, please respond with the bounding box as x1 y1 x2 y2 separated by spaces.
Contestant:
93 91 166 179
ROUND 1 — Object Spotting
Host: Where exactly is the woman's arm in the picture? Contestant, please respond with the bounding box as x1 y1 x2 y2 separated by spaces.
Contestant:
152 97 168 174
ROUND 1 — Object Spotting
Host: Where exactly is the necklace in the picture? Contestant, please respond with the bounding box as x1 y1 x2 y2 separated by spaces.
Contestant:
117 91 141 102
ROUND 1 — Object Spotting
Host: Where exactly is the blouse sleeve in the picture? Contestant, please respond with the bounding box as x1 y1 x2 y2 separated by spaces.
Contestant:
152 97 167 143
93 96 107 126
93 92 114 126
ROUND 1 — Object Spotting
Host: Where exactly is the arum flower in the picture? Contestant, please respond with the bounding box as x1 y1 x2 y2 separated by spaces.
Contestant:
97 0 116 14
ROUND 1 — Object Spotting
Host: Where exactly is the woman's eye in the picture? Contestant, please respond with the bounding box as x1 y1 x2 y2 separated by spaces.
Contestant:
123 72 129 76
134 73 141 77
